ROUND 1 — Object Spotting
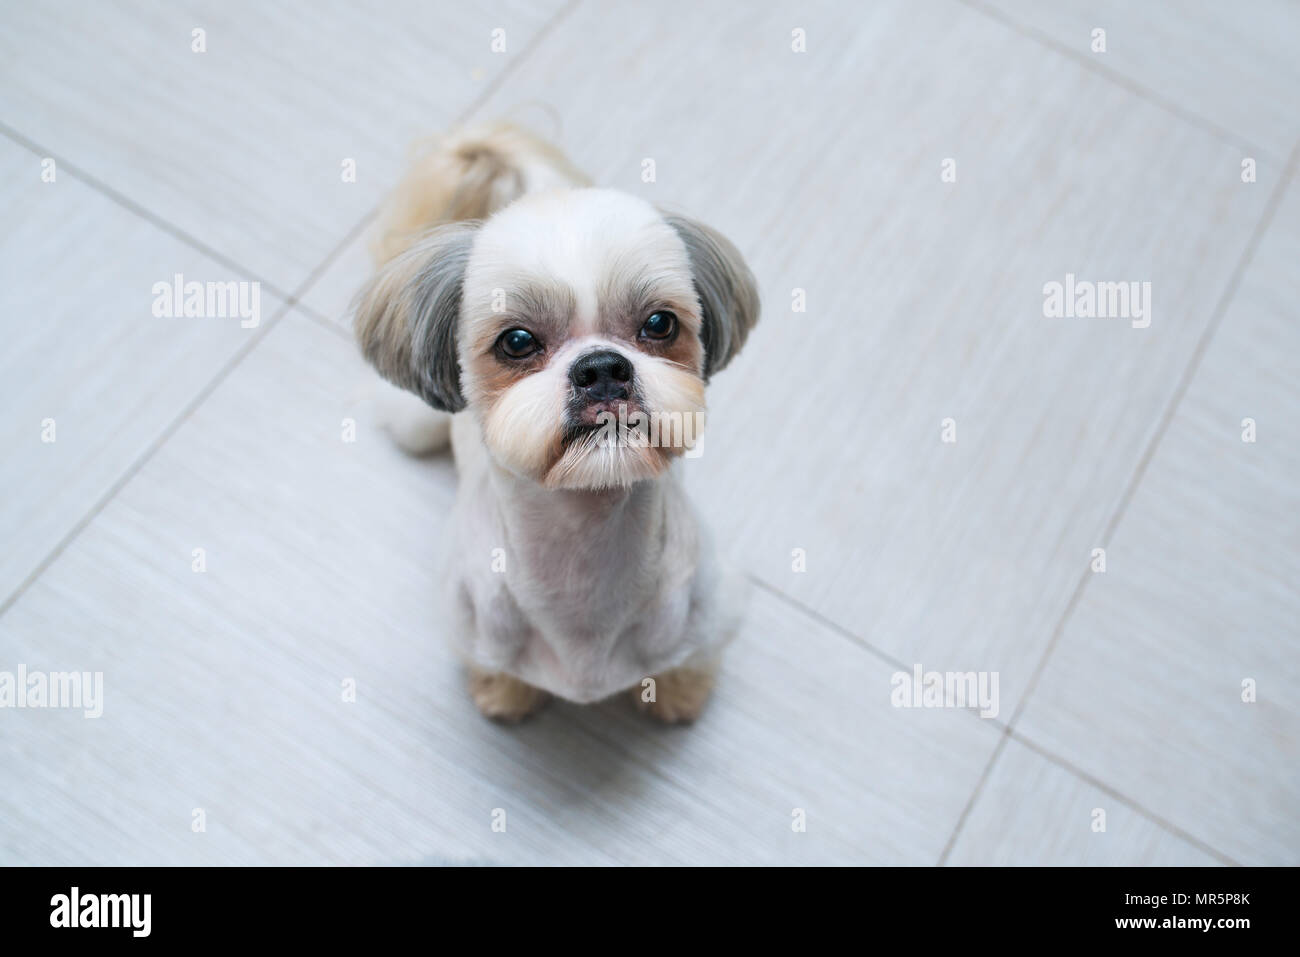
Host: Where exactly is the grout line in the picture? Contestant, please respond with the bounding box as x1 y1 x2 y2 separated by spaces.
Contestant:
936 728 1241 866
746 574 1013 734
1008 730 1242 866
5 0 1273 866
954 0 1277 162
936 142 1300 866
0 299 294 619
1009 140 1300 730
749 571 1019 722
282 0 585 326
935 732 1010 865
464 0 583 124
0 0 584 619
0 210 353 618
749 567 1243 865
0 121 297 304
295 303 355 341
285 204 375 310
746 574 909 671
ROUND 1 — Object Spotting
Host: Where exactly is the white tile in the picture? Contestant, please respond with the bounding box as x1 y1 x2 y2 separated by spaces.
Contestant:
0 0 567 292
0 312 997 865
947 737 1221 865
295 221 376 326
556 599 1003 865
455 0 1276 715
1016 185 1300 865
0 139 282 605
979 0 1300 156
5 0 1294 868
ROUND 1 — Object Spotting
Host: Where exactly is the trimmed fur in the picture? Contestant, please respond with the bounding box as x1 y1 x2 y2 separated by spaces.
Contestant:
353 123 759 711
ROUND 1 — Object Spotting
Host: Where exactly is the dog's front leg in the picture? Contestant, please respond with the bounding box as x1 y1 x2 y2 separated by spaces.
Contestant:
634 658 718 724
467 667 550 723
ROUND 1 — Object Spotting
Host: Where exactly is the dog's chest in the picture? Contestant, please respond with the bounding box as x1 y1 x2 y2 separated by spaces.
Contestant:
449 460 709 701
465 542 699 702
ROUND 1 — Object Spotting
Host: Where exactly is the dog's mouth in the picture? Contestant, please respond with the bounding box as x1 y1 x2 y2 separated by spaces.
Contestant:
546 405 674 491
562 398 645 444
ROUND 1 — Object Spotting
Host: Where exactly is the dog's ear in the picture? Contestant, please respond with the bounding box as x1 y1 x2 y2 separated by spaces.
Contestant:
663 214 760 378
352 222 477 412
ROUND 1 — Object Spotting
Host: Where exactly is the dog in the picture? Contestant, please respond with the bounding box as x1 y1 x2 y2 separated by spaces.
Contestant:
353 123 760 723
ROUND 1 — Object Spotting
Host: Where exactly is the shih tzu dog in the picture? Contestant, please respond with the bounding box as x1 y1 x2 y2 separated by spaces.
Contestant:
353 123 759 723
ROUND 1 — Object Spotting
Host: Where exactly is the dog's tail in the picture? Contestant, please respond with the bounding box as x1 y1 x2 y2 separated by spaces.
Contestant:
363 122 588 455
371 122 590 266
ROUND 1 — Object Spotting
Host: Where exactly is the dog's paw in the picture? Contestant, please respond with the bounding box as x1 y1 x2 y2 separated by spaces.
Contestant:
635 667 715 724
468 669 549 723
375 379 452 455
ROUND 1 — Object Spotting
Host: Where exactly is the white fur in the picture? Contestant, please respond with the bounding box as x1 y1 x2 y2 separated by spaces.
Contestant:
448 413 744 703
461 189 699 346
374 378 452 455
440 191 738 700
360 129 756 707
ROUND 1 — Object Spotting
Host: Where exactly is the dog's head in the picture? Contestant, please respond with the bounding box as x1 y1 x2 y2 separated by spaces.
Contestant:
354 188 759 489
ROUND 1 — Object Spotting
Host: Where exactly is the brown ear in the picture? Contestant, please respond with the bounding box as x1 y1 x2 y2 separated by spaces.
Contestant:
352 222 477 412
663 214 761 378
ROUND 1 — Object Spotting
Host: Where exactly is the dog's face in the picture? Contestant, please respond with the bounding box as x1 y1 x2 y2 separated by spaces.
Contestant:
355 188 759 489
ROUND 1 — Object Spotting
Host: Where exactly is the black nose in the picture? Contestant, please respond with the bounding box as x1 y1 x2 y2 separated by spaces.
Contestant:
569 350 632 400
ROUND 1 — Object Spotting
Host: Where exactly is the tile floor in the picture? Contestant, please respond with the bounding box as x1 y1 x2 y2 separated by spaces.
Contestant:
0 0 1295 865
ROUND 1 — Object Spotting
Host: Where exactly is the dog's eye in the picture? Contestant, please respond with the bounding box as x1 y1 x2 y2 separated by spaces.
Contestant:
640 311 677 341
498 328 540 358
